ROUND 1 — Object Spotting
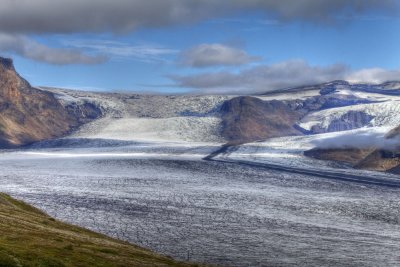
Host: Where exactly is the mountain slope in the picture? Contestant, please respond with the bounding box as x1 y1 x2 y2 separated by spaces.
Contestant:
42 80 400 145
354 125 400 173
43 87 229 143
0 57 75 147
220 96 303 143
305 125 400 173
15 73 400 174
0 57 102 148
0 193 198 267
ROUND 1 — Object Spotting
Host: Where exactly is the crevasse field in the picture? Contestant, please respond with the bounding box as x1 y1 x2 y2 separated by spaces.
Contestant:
2 87 400 266
1 138 400 267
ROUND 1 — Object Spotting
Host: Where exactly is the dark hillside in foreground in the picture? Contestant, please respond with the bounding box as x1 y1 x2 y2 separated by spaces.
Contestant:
0 193 200 267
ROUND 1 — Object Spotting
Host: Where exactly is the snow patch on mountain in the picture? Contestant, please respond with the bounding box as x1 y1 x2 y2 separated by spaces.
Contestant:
43 87 230 143
41 83 400 145
299 99 400 131
256 89 321 101
71 116 223 143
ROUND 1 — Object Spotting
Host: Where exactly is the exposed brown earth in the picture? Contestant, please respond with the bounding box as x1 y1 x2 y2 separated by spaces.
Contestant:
355 150 400 173
305 125 400 173
220 96 303 143
304 148 374 166
0 57 101 148
354 127 400 173
219 90 375 143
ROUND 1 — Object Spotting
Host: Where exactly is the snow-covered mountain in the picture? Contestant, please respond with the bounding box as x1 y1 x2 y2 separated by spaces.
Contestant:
37 79 400 173
1 59 400 173
43 87 231 143
40 80 400 144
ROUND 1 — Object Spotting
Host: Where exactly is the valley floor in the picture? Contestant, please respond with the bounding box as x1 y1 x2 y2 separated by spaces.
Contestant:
1 139 400 266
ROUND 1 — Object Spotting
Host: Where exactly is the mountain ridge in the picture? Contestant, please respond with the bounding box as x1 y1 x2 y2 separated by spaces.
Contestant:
2 56 400 174
260 80 400 96
0 57 102 147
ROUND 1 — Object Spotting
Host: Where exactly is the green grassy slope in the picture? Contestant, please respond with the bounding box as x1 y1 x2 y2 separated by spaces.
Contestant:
0 193 201 267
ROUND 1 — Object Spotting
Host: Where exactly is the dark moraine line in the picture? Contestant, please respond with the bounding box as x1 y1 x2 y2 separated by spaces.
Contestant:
202 143 235 160
204 145 400 188
211 158 400 188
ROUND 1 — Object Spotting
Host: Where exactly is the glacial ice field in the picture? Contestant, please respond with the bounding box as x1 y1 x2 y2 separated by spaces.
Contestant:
1 139 400 267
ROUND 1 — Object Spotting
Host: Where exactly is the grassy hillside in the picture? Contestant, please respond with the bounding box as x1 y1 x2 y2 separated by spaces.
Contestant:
0 193 200 267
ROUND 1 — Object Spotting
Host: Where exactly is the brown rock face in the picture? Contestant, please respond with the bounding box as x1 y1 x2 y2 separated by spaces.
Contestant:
0 57 79 147
220 96 303 143
353 128 400 173
304 125 400 174
355 150 400 172
304 148 374 166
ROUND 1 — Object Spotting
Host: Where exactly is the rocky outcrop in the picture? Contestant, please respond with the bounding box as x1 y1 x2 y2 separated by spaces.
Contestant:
64 102 102 124
220 96 303 143
355 149 400 173
305 125 400 174
309 111 374 134
304 148 374 166
219 90 375 143
0 57 101 148
353 126 400 173
296 94 372 113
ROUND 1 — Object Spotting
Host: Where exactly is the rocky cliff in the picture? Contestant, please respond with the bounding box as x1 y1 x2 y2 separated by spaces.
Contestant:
0 57 101 148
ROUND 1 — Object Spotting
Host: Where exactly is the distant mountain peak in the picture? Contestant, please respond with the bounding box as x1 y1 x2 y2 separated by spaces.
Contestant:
325 80 350 86
381 81 400 90
0 57 15 71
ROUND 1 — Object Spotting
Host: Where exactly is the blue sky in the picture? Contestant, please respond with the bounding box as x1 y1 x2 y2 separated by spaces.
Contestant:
1 0 399 94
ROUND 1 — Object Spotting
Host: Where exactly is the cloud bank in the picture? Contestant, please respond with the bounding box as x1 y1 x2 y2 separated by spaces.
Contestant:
0 0 398 34
65 39 178 63
169 60 400 94
170 60 348 93
311 128 400 150
347 68 400 84
0 34 106 65
0 1 398 66
180 44 260 68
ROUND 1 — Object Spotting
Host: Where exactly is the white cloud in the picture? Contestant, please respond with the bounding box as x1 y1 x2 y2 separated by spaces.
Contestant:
0 33 106 65
180 43 260 68
311 128 400 150
169 60 400 94
65 39 178 63
170 60 349 93
346 68 400 84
